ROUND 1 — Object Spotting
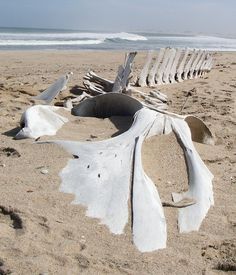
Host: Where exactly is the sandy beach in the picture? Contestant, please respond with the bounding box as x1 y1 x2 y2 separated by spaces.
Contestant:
0 50 235 274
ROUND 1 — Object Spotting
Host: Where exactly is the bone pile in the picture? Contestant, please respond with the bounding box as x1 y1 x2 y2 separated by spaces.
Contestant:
136 48 213 87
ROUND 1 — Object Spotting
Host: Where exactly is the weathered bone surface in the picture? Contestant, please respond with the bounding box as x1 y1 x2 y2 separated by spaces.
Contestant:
176 48 190 82
112 52 137 93
137 51 153 87
189 50 202 79
132 135 167 252
183 50 197 80
163 48 176 84
34 72 73 104
169 48 182 83
171 117 214 232
35 93 214 252
84 52 136 95
194 51 206 78
156 48 171 85
148 48 165 87
15 105 68 139
135 48 213 87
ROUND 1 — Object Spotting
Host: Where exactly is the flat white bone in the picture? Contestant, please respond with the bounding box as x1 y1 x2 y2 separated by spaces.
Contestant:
170 117 214 232
132 135 167 252
15 105 68 139
34 72 73 104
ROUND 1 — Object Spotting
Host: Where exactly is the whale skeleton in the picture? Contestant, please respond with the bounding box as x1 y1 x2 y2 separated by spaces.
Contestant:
15 92 214 252
136 48 213 87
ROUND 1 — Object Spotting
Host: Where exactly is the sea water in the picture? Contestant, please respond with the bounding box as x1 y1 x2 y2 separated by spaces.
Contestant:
0 27 236 51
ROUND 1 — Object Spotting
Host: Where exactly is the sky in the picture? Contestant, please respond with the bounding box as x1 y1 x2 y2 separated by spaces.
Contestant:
0 0 235 36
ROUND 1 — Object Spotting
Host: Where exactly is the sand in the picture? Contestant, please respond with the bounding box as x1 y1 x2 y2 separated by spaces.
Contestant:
0 50 235 274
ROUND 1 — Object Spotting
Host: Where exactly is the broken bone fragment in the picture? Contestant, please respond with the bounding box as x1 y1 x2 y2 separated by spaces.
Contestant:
33 72 73 104
15 105 68 139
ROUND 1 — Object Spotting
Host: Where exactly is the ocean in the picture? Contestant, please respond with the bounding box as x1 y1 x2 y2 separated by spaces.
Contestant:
0 27 236 51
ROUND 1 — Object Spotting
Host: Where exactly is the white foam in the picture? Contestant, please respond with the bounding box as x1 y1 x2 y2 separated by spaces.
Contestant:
0 39 103 46
0 31 147 42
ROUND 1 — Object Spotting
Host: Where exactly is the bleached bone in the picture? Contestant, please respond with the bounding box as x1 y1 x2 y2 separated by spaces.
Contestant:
83 79 106 95
63 98 73 109
132 135 167 252
30 93 213 252
176 48 190 82
169 48 182 83
193 51 206 78
205 56 214 72
189 50 202 79
155 48 171 85
199 56 208 77
137 51 153 87
84 71 113 91
163 48 176 84
63 92 92 109
199 55 213 76
15 105 68 139
34 72 73 104
126 87 168 110
112 51 137 93
162 197 196 208
149 90 168 103
148 48 165 87
84 52 136 94
170 117 214 232
183 50 197 80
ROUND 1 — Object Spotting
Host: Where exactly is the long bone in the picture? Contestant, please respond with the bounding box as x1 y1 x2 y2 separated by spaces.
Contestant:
189 50 202 79
162 48 177 84
155 48 171 85
34 72 73 104
137 51 153 87
176 48 190 82
183 50 197 80
169 48 182 83
148 48 165 87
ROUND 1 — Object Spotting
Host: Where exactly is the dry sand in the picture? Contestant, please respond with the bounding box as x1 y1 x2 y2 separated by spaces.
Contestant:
0 50 235 274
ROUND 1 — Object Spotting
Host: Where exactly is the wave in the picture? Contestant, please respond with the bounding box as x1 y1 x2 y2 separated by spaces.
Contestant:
0 31 147 42
0 39 104 46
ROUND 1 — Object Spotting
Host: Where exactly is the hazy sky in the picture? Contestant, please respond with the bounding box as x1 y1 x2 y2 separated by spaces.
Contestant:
0 0 235 36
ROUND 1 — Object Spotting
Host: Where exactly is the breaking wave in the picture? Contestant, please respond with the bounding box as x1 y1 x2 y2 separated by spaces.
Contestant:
0 31 147 47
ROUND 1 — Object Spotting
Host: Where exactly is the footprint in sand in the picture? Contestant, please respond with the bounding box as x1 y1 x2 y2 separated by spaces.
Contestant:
0 147 21 158
0 205 24 236
201 239 236 272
